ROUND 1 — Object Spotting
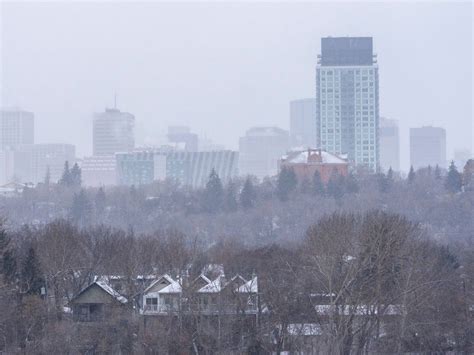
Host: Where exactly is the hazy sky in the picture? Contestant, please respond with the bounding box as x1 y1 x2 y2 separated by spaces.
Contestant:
1 1 472 171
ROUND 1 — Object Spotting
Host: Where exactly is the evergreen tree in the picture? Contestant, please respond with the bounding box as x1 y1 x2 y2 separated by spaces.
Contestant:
95 187 107 215
326 171 345 199
299 177 311 194
240 177 257 209
312 170 325 195
71 189 91 225
434 164 442 180
59 161 72 186
21 246 44 295
444 161 462 193
0 224 16 285
427 165 433 176
345 172 359 194
377 172 390 193
326 172 345 200
44 166 51 187
387 167 394 181
70 162 82 187
202 169 224 213
407 166 416 184
224 181 238 212
276 167 297 201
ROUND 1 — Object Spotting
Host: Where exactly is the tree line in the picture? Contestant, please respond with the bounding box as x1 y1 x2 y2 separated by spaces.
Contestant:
0 210 472 353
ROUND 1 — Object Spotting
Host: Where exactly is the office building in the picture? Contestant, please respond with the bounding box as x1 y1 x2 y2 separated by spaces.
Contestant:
93 108 135 156
0 108 34 149
239 127 289 179
14 144 76 184
410 126 446 170
116 150 238 188
81 155 117 187
0 150 15 185
290 99 317 148
167 126 198 152
316 37 379 172
379 117 400 172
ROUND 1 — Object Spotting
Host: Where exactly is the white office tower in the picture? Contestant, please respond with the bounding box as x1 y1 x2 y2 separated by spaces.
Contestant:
93 108 135 156
0 108 34 149
290 98 317 148
379 117 400 172
316 37 380 172
410 126 446 170
239 127 289 180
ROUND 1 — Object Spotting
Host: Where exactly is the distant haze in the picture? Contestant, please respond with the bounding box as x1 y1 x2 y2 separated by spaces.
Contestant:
1 1 472 171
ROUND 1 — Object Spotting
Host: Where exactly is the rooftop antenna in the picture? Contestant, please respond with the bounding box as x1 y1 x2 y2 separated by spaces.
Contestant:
114 92 117 109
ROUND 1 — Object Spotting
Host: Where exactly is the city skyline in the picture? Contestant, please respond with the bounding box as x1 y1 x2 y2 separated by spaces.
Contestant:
1 2 472 173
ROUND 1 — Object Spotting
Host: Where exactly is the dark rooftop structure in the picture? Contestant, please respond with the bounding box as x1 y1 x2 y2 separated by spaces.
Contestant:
320 37 374 66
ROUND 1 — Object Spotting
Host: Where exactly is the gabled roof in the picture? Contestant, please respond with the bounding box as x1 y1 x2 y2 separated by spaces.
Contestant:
95 281 128 303
282 149 348 165
72 280 128 304
143 274 182 294
198 276 224 293
236 276 258 293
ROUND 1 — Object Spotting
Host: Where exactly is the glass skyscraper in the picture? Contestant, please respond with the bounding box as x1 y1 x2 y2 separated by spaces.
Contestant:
316 37 379 172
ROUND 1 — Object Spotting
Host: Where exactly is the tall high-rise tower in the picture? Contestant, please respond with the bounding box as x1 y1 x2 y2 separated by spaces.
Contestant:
93 108 135 156
290 98 317 148
316 37 379 171
379 117 400 172
0 108 34 150
410 126 446 170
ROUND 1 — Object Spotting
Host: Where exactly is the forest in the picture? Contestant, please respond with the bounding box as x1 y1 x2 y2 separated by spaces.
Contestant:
0 162 473 353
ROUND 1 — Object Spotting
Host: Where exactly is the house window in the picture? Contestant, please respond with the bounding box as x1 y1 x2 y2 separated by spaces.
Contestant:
146 297 158 311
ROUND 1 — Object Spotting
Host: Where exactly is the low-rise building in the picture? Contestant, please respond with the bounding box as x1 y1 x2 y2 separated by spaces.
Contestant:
70 280 128 322
116 150 238 188
81 155 117 187
280 148 349 184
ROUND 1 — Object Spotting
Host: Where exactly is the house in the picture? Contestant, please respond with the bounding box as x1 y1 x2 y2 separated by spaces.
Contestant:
70 280 128 322
280 148 349 184
139 270 259 316
140 274 182 315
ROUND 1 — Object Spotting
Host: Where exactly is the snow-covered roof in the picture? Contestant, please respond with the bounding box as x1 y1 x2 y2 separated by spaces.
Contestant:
73 280 128 304
95 280 128 304
286 323 322 336
236 276 258 293
315 304 402 316
198 276 224 293
282 149 348 165
143 274 182 294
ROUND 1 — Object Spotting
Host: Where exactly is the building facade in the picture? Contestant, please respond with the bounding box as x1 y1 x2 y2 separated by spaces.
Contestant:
316 37 379 172
280 149 349 184
0 108 34 150
239 127 289 179
379 117 400 172
410 126 446 170
93 108 135 156
0 150 15 185
116 150 238 188
14 144 76 184
167 126 199 152
290 99 317 148
81 155 117 187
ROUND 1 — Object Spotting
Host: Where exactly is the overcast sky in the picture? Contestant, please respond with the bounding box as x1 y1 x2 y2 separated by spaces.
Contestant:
1 1 472 171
